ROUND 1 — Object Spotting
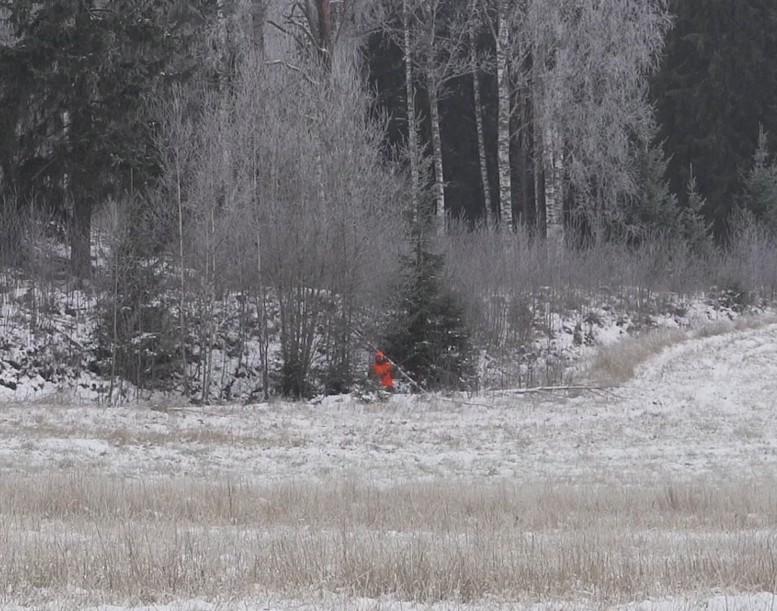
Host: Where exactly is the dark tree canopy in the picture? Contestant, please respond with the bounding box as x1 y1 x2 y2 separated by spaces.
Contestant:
0 0 215 276
650 0 777 236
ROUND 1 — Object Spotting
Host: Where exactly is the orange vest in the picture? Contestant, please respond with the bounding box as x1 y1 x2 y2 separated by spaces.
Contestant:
372 360 393 388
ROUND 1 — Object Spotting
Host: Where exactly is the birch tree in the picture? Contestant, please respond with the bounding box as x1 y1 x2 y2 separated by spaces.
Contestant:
478 0 515 229
510 0 671 243
469 0 492 225
495 0 513 228
402 0 420 217
394 0 471 230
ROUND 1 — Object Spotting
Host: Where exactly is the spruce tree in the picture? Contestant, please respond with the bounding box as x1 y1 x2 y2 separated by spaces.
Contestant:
740 128 777 235
617 136 680 243
651 0 777 236
682 172 714 255
0 0 215 277
382 230 473 391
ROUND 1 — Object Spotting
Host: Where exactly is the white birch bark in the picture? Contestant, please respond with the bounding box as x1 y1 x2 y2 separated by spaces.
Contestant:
542 41 566 252
543 121 564 250
496 0 512 229
403 0 419 219
428 73 446 232
470 6 491 226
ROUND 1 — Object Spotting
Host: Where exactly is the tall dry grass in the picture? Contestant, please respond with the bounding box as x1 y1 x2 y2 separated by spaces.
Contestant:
2 474 777 605
586 314 777 386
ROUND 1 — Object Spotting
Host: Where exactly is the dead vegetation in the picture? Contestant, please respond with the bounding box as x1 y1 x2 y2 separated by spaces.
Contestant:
2 474 777 605
585 314 777 386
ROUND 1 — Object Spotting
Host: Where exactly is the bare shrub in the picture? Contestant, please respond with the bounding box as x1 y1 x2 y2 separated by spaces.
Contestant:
188 57 404 396
717 211 777 303
442 220 777 389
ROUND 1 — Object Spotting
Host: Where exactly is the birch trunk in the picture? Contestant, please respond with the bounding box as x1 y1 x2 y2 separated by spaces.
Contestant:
428 75 446 232
543 122 564 250
470 10 491 227
517 93 536 228
175 150 188 397
496 0 512 229
533 109 546 235
403 0 419 219
543 42 565 252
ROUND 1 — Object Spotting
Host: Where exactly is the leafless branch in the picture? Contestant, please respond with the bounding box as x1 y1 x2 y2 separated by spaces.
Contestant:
264 59 321 86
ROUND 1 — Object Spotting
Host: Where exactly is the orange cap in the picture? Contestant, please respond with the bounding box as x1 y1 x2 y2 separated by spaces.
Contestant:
376 351 384 359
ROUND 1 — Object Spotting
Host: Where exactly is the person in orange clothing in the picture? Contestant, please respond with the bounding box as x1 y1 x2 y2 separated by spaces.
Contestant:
371 351 394 390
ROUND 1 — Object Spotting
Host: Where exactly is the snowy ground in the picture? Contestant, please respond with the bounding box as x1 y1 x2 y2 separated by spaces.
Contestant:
3 321 777 485
2 320 777 610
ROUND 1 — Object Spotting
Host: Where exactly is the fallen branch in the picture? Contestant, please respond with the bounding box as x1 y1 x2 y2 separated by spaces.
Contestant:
492 384 614 396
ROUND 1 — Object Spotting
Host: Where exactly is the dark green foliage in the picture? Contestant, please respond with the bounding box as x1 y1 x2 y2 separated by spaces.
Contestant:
382 241 473 391
651 0 777 237
616 137 680 243
0 0 216 276
740 128 777 234
317 308 355 395
96 196 180 391
682 173 714 255
278 356 314 399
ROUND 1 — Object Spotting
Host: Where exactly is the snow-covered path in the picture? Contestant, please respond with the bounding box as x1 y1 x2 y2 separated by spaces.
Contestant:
2 322 777 484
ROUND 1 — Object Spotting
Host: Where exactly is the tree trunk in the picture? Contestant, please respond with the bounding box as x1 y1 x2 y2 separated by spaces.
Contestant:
496 0 512 229
518 94 536 229
70 193 92 279
250 0 266 55
428 78 446 232
470 12 492 227
403 0 419 219
543 122 564 250
317 0 332 64
256 229 269 401
69 54 93 279
534 122 546 237
542 43 565 252
175 151 188 397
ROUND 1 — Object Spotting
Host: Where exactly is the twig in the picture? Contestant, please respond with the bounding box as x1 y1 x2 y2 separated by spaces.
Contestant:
264 59 320 86
46 324 85 350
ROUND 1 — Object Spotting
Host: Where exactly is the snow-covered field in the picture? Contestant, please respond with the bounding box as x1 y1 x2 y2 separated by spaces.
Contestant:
2 320 777 610
3 320 777 484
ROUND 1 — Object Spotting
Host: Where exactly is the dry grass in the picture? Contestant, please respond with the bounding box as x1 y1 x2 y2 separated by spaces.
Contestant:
2 474 777 605
586 327 687 385
586 314 777 386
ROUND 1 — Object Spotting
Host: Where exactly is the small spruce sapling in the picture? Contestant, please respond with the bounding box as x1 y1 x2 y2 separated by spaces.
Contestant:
682 171 714 256
382 237 473 391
